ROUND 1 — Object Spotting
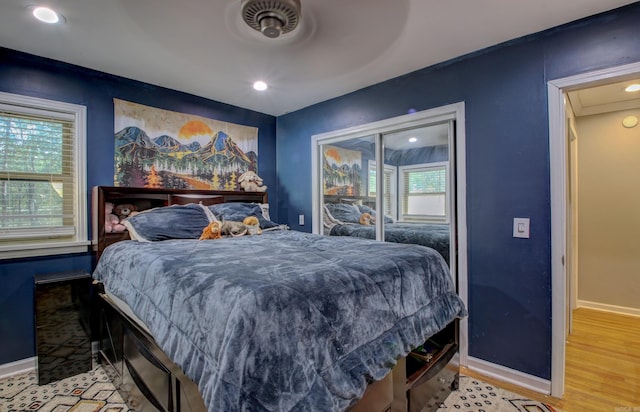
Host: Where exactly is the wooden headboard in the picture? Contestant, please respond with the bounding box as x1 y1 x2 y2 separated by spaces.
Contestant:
92 186 268 259
323 195 375 208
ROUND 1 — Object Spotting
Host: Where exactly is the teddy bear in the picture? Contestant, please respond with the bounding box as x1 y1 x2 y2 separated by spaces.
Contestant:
113 203 138 223
238 171 267 192
105 202 126 233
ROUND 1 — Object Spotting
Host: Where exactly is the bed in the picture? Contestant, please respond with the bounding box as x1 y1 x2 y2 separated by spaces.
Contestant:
91 186 466 412
322 201 450 264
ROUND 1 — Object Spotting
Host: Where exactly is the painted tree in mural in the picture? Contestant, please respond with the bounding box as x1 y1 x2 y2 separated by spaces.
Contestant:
225 171 237 190
118 158 146 187
146 165 163 188
349 163 361 196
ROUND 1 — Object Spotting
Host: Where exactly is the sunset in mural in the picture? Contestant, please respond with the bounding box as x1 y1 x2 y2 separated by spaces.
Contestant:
324 147 342 164
178 120 214 142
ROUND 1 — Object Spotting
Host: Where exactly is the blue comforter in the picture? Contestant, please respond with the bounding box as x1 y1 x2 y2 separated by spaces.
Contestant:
329 222 450 264
93 230 466 411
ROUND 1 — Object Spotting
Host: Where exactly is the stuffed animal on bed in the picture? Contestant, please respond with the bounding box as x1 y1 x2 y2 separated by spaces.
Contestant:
199 221 222 240
220 221 249 237
243 216 262 235
359 212 376 226
199 216 263 240
238 171 267 192
105 202 126 233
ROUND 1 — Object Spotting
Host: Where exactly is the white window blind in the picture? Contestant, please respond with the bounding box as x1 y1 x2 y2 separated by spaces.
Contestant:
400 162 448 221
0 92 88 259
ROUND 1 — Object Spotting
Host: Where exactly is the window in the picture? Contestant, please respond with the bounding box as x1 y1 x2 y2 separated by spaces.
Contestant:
0 92 88 259
399 162 448 222
368 160 397 219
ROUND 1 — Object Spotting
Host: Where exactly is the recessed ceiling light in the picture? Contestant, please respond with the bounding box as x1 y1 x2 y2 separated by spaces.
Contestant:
625 84 640 92
33 6 60 24
622 115 638 128
253 81 268 91
409 137 417 143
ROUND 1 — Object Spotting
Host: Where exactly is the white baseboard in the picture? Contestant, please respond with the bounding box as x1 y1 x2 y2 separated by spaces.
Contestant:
0 357 36 380
467 356 551 395
577 300 640 318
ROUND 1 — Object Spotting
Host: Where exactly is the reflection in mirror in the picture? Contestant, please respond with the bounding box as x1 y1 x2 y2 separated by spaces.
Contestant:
321 135 375 235
381 123 451 265
320 121 453 267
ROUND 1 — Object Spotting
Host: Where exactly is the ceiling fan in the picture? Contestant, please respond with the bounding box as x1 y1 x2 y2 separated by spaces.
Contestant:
241 0 302 38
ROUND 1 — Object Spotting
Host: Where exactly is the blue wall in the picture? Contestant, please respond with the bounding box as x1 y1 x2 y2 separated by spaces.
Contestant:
2 2 639 377
0 49 276 365
276 3 640 380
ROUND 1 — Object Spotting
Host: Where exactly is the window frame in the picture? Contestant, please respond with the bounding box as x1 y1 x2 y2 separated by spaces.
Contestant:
0 91 88 259
398 161 449 223
367 159 397 220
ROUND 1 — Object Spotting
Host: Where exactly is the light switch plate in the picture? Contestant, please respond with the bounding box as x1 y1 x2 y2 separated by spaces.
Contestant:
513 217 530 238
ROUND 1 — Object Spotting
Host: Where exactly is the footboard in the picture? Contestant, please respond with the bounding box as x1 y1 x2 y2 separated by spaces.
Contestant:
97 283 458 412
98 287 396 412
97 285 207 412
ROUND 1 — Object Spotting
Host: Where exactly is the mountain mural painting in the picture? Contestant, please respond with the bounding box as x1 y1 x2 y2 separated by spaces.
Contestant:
114 99 258 190
322 145 362 196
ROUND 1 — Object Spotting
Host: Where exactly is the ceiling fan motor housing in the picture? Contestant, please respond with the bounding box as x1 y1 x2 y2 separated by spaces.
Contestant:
241 0 301 38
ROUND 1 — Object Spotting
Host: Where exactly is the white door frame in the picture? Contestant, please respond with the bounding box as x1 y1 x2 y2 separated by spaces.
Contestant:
548 60 640 397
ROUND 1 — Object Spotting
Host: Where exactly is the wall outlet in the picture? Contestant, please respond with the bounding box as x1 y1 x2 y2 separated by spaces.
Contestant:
299 214 304 226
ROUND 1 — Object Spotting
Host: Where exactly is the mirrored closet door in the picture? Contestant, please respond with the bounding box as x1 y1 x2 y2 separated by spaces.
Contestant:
312 110 458 275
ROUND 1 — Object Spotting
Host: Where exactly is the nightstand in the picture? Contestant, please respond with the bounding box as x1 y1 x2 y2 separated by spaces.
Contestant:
34 270 92 384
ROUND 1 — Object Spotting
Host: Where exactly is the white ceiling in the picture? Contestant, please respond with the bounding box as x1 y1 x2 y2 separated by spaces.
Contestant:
0 0 637 116
384 123 449 151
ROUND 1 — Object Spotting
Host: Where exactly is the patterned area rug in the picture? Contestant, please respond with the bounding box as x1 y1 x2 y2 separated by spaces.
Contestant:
0 368 558 412
0 366 131 412
436 376 559 411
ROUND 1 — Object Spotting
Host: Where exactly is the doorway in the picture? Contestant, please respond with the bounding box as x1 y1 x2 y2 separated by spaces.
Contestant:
548 61 640 397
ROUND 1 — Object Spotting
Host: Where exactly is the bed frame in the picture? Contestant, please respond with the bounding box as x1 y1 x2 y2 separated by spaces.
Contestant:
323 194 376 207
91 185 459 412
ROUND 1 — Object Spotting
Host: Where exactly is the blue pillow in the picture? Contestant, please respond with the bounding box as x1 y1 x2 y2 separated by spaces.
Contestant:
358 205 394 224
209 203 279 229
323 203 362 224
124 204 211 242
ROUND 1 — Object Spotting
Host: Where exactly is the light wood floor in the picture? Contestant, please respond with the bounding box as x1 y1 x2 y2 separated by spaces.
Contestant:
463 308 640 412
